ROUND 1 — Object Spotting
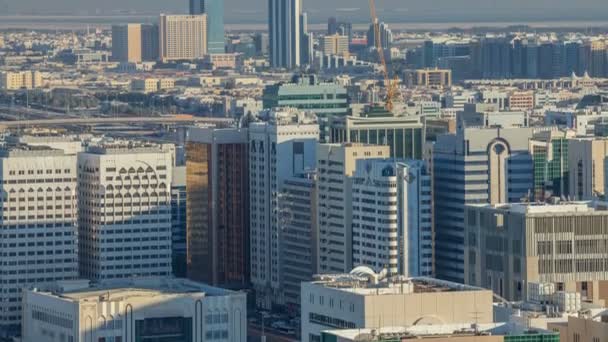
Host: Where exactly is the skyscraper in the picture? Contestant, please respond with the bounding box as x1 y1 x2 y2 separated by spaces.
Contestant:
0 144 79 336
249 108 319 308
186 127 250 289
316 143 390 274
268 0 302 68
78 141 174 281
189 0 225 54
159 14 208 62
111 24 142 63
433 126 534 283
352 159 433 277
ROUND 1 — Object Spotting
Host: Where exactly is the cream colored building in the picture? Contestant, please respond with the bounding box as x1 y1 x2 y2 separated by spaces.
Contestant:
160 14 208 62
322 34 349 56
130 78 175 93
22 278 247 342
465 201 608 304
549 314 608 342
111 24 142 63
0 70 42 90
569 138 608 200
316 143 390 274
301 269 494 342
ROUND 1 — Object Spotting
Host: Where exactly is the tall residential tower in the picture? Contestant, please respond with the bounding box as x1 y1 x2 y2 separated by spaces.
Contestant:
189 0 225 54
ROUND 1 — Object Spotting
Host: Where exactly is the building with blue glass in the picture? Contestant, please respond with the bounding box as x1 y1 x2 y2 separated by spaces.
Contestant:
190 0 225 54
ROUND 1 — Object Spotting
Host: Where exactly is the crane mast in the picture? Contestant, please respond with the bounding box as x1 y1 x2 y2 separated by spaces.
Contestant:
369 0 398 112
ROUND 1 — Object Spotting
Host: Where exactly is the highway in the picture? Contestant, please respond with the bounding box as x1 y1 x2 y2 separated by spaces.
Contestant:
0 116 235 128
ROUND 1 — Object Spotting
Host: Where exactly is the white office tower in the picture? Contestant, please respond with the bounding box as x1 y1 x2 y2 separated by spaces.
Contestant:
0 144 78 337
352 159 433 277
249 108 319 309
268 0 301 68
316 144 390 274
77 140 173 281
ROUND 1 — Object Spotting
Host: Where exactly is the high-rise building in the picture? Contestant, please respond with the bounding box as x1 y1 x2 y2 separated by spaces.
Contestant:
568 137 608 200
433 126 534 283
300 12 313 67
352 159 433 277
111 24 142 62
186 127 249 289
279 171 317 311
316 143 390 274
141 23 159 61
0 144 79 336
249 108 319 308
189 0 225 54
327 17 337 35
322 34 349 56
171 166 187 278
530 130 572 201
328 108 425 159
465 201 608 303
367 20 392 50
268 0 302 68
590 40 607 78
77 141 173 281
159 14 208 62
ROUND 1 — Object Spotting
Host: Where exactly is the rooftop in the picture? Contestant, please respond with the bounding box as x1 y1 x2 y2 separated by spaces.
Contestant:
323 323 556 341
311 267 488 296
33 277 238 303
471 200 608 215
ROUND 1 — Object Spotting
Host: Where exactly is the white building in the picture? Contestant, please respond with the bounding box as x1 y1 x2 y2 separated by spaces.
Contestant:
77 141 173 281
248 108 319 308
316 143 390 274
301 268 494 342
352 159 433 277
22 277 247 342
0 144 79 336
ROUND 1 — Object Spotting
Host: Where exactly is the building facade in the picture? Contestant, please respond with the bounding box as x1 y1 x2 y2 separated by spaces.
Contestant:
328 109 424 160
22 278 247 342
186 127 250 289
568 138 608 200
268 0 302 68
279 171 318 312
465 201 608 303
77 141 173 281
249 108 319 308
159 14 208 62
322 34 349 56
302 271 494 342
111 24 142 63
433 126 534 283
0 71 42 90
316 144 390 274
351 159 433 277
189 0 225 54
171 166 188 278
0 145 79 337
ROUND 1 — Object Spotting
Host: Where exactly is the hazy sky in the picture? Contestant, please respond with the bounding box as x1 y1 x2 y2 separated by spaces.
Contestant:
3 0 608 23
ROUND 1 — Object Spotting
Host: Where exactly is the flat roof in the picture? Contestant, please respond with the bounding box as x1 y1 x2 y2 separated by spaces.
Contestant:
323 323 556 340
310 275 489 296
33 277 239 302
470 201 604 215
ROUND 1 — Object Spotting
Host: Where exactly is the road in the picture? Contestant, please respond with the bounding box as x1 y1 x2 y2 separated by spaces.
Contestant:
0 116 235 128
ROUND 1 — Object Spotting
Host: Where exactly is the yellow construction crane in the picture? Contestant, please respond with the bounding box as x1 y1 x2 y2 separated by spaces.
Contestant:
369 0 398 112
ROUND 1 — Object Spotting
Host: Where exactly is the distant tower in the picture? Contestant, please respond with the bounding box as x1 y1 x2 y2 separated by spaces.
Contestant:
268 0 302 68
189 0 225 54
